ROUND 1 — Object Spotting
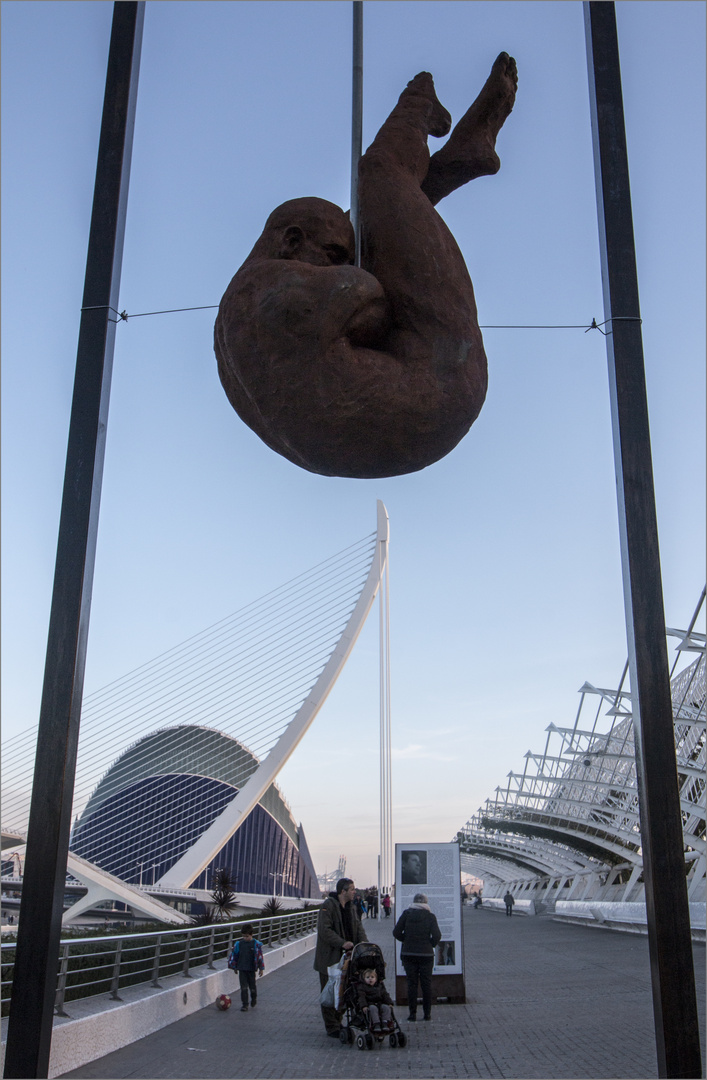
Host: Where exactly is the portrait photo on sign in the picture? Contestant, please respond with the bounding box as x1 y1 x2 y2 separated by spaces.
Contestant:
436 941 456 966
400 850 427 885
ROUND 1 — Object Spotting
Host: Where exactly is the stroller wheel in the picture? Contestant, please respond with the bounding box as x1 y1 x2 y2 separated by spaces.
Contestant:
389 1033 398 1048
356 1034 366 1051
339 1028 348 1045
365 1033 374 1050
397 1031 407 1047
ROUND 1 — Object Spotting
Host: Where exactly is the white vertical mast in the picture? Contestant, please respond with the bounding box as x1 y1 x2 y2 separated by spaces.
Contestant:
377 500 392 907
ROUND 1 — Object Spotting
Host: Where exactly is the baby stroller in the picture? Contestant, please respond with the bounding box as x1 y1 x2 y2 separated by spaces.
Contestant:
338 942 407 1050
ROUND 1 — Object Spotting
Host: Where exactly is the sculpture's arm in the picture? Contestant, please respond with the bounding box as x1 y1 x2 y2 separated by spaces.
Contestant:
226 258 392 354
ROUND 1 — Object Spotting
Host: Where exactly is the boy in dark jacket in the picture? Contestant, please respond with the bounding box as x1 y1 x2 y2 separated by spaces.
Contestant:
229 924 265 1011
356 968 394 1033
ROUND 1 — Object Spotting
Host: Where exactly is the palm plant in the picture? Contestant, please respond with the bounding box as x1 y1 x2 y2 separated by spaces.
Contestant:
202 867 239 922
260 896 283 916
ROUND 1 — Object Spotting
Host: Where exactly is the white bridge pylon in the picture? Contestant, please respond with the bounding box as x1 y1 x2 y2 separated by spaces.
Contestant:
159 501 389 890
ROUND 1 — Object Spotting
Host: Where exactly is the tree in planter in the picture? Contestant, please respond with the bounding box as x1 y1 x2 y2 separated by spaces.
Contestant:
193 868 239 925
211 868 239 920
260 896 283 916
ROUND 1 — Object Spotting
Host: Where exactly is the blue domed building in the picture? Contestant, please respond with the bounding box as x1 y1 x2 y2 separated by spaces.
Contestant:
70 725 320 899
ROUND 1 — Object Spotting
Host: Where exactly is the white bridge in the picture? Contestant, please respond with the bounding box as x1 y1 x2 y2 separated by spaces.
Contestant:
2 503 391 924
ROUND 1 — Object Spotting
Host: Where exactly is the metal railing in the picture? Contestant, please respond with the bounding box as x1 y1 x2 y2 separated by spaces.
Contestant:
1 909 319 1018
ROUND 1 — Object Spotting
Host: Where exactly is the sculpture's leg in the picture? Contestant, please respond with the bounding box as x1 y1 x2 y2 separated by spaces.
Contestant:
362 72 451 186
421 52 517 206
358 73 483 373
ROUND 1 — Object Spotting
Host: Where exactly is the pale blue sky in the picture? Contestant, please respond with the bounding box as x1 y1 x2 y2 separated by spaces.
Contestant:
2 1 704 884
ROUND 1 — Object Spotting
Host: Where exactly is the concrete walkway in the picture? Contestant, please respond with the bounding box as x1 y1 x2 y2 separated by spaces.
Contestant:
61 906 705 1079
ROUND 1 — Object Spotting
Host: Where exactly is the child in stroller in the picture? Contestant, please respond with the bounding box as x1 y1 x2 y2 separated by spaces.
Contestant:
358 968 393 1032
339 942 407 1049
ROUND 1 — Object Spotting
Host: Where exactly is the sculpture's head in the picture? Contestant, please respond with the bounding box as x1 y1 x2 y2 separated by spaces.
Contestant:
253 197 355 267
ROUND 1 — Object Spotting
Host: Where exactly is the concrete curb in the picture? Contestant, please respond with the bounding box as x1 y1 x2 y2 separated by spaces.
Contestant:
553 900 705 941
1 932 316 1078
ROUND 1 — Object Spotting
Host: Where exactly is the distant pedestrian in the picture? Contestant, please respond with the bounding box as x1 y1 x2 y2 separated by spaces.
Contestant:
228 924 264 1011
382 893 391 918
393 892 442 1022
503 891 515 917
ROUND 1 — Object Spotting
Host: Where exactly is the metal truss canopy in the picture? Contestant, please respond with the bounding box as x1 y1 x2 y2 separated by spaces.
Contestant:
456 600 706 910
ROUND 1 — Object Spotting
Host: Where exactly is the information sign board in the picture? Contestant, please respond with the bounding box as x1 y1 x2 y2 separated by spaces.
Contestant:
393 842 465 1004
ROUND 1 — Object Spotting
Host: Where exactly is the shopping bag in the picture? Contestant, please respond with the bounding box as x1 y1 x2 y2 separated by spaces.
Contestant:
318 954 346 1007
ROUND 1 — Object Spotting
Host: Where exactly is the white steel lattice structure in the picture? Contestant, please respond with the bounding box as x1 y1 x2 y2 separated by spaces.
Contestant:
457 593 706 907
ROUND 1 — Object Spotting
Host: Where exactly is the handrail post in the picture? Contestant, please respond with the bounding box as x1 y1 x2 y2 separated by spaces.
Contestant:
151 936 162 988
54 945 70 1019
109 940 123 1002
182 931 192 978
207 927 215 970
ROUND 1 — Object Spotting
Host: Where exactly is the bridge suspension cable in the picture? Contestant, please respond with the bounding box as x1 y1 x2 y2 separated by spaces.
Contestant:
2 522 384 863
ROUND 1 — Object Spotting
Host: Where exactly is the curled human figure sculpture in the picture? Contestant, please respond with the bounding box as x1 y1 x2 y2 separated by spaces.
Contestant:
215 54 517 478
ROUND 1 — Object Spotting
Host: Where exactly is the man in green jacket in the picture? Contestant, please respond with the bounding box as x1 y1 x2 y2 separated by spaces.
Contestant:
314 877 368 1037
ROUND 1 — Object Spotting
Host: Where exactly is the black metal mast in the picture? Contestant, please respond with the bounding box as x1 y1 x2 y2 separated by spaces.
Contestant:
350 0 363 267
584 5 701 1077
3 5 144 1076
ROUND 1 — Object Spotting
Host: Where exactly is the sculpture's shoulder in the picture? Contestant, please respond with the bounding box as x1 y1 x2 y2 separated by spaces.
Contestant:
227 256 307 292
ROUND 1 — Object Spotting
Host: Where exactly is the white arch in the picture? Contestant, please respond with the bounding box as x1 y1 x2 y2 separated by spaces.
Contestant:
159 501 389 889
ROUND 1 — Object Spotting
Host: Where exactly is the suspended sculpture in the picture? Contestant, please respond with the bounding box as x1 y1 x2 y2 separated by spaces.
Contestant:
215 54 517 478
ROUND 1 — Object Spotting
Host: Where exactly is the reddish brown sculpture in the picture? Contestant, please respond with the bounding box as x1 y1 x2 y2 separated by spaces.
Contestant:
215 54 517 478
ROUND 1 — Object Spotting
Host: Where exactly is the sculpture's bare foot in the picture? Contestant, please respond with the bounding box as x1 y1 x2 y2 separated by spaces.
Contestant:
422 53 517 203
403 71 452 138
460 51 517 166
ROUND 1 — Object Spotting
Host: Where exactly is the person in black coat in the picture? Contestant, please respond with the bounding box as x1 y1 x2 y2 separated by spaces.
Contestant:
392 892 442 1021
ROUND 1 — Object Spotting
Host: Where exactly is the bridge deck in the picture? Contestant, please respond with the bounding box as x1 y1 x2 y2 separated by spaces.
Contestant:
61 905 705 1079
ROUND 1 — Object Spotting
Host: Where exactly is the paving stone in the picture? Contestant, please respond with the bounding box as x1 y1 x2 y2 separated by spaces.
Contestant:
60 907 705 1079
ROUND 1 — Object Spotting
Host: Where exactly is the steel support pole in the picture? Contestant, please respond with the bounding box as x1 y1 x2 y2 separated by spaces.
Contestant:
584 5 701 1077
350 0 363 267
3 5 144 1076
